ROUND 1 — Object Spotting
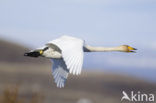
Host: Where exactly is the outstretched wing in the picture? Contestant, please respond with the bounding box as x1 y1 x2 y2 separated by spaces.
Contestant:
51 59 69 88
48 35 84 75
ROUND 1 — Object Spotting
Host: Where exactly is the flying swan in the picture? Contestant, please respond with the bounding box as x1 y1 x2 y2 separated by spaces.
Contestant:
24 35 137 88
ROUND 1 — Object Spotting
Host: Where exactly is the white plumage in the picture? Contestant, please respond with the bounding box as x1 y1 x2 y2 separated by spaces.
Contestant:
24 35 137 88
49 36 84 75
52 59 69 88
49 36 84 88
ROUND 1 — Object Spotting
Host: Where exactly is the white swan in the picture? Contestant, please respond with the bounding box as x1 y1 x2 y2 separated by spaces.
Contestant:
24 35 137 88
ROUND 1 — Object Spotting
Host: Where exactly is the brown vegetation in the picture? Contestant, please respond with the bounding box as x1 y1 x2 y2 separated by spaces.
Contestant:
0 63 156 103
0 39 156 103
0 85 44 103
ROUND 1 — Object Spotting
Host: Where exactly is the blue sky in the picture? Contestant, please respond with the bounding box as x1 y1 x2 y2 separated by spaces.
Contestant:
0 0 156 80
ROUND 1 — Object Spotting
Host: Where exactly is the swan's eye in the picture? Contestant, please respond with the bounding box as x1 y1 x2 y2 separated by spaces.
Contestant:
43 47 49 51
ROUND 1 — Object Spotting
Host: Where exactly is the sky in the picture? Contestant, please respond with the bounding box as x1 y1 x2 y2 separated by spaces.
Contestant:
0 0 156 81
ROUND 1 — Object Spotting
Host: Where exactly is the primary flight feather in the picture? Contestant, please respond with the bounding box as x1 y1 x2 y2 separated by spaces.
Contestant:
24 35 137 88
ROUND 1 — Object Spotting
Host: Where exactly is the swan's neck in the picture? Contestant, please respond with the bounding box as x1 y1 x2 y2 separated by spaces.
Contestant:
84 45 122 52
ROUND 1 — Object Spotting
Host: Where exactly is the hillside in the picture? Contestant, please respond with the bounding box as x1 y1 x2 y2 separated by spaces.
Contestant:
0 39 49 64
0 39 155 103
0 64 156 103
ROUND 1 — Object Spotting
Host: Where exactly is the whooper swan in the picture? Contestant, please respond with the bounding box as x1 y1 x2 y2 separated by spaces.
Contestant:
24 35 137 88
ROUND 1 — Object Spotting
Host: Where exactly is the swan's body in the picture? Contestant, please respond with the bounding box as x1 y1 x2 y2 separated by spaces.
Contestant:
24 35 136 88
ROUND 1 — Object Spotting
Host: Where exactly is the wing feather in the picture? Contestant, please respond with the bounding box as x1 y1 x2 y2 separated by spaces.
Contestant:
69 55 78 74
66 56 73 68
72 55 80 75
75 56 81 75
78 52 83 74
49 35 84 75
51 59 69 88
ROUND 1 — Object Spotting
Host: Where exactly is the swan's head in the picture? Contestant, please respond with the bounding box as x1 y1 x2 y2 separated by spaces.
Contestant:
24 50 43 57
118 45 137 53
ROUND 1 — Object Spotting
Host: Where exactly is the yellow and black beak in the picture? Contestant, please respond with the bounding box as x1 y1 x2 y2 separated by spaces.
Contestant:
128 46 137 53
24 50 43 57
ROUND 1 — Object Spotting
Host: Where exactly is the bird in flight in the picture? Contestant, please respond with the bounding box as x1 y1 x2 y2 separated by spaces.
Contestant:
24 35 137 88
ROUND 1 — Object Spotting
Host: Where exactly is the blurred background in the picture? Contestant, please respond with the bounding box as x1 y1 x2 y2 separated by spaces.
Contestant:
0 0 156 103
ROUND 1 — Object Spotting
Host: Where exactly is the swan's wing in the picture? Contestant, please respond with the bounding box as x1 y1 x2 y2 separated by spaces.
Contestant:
48 35 84 75
51 59 69 88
